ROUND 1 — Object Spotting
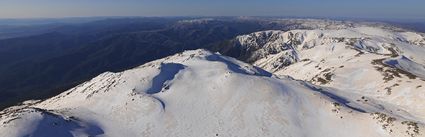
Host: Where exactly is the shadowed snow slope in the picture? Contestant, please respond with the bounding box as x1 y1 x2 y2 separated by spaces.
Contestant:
1 49 424 137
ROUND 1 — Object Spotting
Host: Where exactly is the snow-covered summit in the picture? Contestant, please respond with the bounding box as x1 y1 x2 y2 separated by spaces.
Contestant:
1 49 423 137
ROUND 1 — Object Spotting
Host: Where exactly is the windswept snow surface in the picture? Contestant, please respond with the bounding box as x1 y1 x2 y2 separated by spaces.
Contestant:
1 49 423 137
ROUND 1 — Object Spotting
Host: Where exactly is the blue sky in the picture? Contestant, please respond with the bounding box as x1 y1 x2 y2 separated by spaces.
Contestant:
0 0 424 21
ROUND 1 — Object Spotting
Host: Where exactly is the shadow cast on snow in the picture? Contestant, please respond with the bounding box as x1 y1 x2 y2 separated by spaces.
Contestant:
205 54 272 77
146 63 186 94
23 110 104 137
302 82 367 113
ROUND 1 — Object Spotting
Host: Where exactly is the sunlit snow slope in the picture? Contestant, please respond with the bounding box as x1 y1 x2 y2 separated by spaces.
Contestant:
0 49 423 137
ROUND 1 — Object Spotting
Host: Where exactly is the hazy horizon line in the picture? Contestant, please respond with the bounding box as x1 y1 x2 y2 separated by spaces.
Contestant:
0 15 424 23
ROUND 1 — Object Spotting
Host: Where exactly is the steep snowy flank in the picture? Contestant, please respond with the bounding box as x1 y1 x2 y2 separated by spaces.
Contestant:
1 49 423 137
219 27 425 123
384 56 425 80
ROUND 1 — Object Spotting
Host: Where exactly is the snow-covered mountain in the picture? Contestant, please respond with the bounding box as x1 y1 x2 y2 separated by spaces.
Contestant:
218 26 425 125
1 49 423 137
2 18 425 137
0 17 413 112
